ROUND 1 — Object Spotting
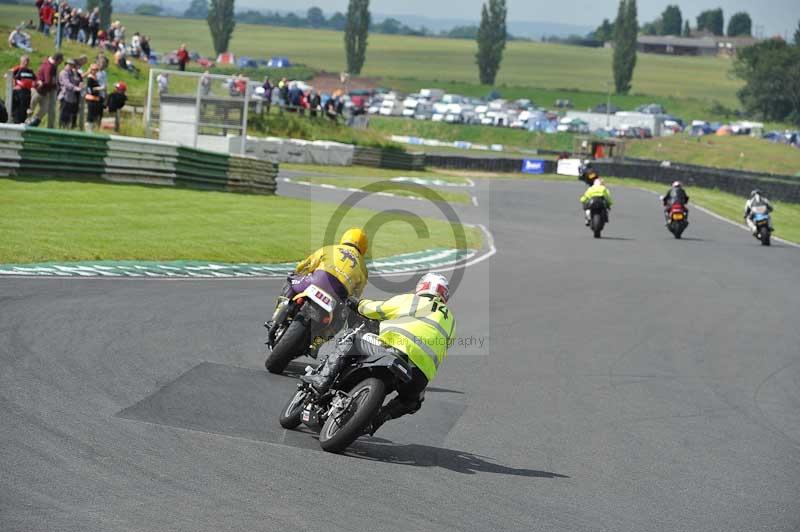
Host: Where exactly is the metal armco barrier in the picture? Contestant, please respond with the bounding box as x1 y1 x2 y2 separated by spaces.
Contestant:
0 124 277 195
426 153 799 203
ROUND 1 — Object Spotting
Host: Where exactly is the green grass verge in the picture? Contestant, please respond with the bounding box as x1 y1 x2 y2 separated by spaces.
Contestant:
247 112 400 149
289 175 472 204
281 163 471 184
626 136 800 176
0 177 482 263
370 117 574 152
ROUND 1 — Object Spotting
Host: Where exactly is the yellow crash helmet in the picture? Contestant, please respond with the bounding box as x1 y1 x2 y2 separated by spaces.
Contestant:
340 228 368 255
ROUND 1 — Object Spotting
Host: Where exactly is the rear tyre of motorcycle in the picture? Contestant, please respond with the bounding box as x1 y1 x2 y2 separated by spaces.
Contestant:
759 226 771 246
265 320 309 374
672 222 684 239
279 388 309 429
319 377 386 453
592 213 603 238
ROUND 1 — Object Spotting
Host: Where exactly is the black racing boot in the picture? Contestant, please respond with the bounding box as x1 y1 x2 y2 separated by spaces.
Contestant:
301 351 344 394
367 397 417 436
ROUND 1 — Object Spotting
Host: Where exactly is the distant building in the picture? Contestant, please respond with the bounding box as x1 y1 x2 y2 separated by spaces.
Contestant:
636 35 759 57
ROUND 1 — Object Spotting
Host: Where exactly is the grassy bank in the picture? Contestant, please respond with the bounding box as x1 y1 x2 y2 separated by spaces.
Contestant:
0 177 481 263
1 4 741 104
288 175 472 204
626 136 800 176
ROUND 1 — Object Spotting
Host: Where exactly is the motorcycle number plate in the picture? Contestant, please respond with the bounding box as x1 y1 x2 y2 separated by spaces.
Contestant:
302 410 310 422
672 213 684 220
752 206 767 214
307 285 335 313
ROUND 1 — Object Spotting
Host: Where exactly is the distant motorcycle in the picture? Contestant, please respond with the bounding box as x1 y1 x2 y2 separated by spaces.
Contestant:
586 197 609 238
264 281 349 374
278 318 415 453
750 206 772 246
666 203 689 239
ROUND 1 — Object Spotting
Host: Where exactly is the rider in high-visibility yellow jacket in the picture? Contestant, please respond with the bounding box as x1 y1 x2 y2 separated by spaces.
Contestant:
302 273 455 435
357 291 455 382
579 178 613 225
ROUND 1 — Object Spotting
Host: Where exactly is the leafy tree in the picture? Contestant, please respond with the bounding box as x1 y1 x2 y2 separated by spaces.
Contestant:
344 0 370 74
733 39 800 124
307 7 325 28
696 8 723 36
612 0 637 94
184 0 208 19
448 25 479 39
593 18 614 41
683 20 691 36
476 0 507 85
727 12 752 37
328 12 346 31
284 13 303 27
795 19 800 46
134 3 162 16
661 5 682 36
207 0 235 55
86 0 113 29
376 18 402 35
641 20 660 36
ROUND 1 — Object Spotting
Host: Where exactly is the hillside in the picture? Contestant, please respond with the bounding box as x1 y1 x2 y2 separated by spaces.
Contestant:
0 4 742 105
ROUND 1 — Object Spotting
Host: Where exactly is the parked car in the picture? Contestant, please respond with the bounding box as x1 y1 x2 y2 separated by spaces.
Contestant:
267 56 292 68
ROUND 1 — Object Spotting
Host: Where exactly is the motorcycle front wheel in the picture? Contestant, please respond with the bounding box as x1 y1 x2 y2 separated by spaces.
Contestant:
319 377 386 453
279 388 310 429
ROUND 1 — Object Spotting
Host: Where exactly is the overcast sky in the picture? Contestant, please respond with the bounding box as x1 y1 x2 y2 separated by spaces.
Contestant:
235 0 799 38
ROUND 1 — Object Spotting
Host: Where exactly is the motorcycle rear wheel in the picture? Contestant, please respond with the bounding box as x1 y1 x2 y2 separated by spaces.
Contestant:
759 226 771 246
319 377 386 453
591 213 603 238
265 320 309 374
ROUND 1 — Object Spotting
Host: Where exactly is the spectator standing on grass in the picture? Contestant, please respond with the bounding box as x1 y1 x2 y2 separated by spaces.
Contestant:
309 90 321 117
270 84 280 111
157 72 169 95
88 7 99 46
107 81 127 117
262 76 272 113
200 70 211 96
39 1 54 36
131 33 141 59
57 58 82 129
35 0 44 32
84 63 104 132
279 78 288 108
177 44 189 72
95 54 108 99
140 35 151 62
28 52 62 127
7 55 36 124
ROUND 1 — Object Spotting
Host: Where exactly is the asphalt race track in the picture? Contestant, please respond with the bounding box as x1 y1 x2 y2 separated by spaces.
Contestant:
2 177 799 531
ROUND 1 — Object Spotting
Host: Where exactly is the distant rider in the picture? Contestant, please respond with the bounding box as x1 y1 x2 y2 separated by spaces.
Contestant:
302 273 456 435
662 181 689 225
744 189 774 235
580 178 613 226
579 161 600 186
267 228 369 339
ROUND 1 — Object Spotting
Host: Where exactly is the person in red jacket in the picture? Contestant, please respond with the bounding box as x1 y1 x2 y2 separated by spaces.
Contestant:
28 52 62 127
176 43 189 71
40 0 54 36
7 55 36 123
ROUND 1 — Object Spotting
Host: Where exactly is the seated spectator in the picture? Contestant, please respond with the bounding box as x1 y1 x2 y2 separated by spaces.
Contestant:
114 47 140 78
130 32 141 58
140 35 151 62
8 24 33 53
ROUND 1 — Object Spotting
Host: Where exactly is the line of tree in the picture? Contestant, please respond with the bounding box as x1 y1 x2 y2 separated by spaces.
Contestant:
475 0 507 85
640 4 681 36
612 0 637 94
208 0 236 55
344 0 370 75
733 33 800 125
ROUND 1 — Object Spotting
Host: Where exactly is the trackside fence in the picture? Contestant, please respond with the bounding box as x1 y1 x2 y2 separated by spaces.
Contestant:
0 124 278 195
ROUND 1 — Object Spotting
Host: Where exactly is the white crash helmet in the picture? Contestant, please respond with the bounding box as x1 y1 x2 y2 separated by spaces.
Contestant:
672 181 683 188
415 273 450 303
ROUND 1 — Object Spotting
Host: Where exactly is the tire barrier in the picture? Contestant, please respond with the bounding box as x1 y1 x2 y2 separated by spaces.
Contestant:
353 146 425 171
0 124 278 195
228 136 355 166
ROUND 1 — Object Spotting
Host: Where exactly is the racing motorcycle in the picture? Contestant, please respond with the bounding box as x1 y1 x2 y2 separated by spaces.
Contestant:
264 280 349 374
751 206 772 246
586 197 609 239
666 202 689 239
278 319 415 453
